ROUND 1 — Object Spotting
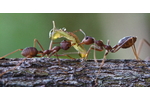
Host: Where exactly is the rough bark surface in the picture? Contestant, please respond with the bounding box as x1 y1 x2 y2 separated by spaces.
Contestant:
0 58 150 87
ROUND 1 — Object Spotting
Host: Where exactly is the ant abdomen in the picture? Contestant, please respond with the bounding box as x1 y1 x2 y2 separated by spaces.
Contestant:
21 47 38 58
118 36 137 48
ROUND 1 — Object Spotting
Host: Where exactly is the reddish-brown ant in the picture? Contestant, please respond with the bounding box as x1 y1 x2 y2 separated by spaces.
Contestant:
0 39 72 59
0 39 73 77
80 36 139 63
80 35 139 85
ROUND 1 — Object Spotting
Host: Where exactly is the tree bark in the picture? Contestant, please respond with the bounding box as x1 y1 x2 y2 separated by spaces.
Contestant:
0 58 150 87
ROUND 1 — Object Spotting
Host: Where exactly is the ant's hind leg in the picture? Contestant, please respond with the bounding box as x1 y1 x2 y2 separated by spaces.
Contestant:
131 44 139 60
0 49 23 59
137 39 150 57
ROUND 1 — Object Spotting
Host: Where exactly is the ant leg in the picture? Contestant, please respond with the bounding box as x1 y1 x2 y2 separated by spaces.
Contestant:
131 44 139 60
0 57 28 77
55 53 60 65
34 39 44 51
0 49 23 59
131 37 139 60
86 44 103 63
86 45 96 62
137 39 150 57
101 50 109 67
113 44 139 60
95 50 109 86
54 52 79 59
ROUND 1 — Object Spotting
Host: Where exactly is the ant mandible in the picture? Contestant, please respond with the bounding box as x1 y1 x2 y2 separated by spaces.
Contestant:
0 39 73 77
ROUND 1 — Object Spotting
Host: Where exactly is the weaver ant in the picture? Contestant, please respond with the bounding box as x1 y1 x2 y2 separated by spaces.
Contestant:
79 35 140 85
0 39 73 77
79 30 150 86
80 36 139 65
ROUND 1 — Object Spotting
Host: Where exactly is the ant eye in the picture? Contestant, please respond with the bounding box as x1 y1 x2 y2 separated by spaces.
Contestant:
85 36 89 40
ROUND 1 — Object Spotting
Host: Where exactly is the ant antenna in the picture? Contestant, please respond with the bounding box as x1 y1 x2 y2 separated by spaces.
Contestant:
52 21 56 32
49 21 56 50
79 29 87 37
49 21 56 39
137 39 150 57
72 29 87 38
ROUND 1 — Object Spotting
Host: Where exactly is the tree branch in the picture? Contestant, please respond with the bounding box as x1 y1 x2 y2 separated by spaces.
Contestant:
0 58 150 87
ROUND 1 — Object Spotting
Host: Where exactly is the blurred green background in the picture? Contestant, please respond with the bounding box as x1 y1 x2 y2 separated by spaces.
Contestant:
0 13 150 60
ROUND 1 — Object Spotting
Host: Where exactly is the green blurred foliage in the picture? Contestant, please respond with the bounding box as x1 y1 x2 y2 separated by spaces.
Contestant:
0 13 150 59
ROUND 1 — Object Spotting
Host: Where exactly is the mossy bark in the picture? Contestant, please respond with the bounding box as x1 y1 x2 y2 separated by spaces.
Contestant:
0 58 150 87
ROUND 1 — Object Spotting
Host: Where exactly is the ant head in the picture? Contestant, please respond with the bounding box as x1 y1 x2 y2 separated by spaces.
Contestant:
80 36 95 45
60 40 71 50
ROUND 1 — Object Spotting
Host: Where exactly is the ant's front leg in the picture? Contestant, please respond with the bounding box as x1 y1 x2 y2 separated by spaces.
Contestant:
87 44 103 63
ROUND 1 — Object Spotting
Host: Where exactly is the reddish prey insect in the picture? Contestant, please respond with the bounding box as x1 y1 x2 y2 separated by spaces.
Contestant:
0 39 73 77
